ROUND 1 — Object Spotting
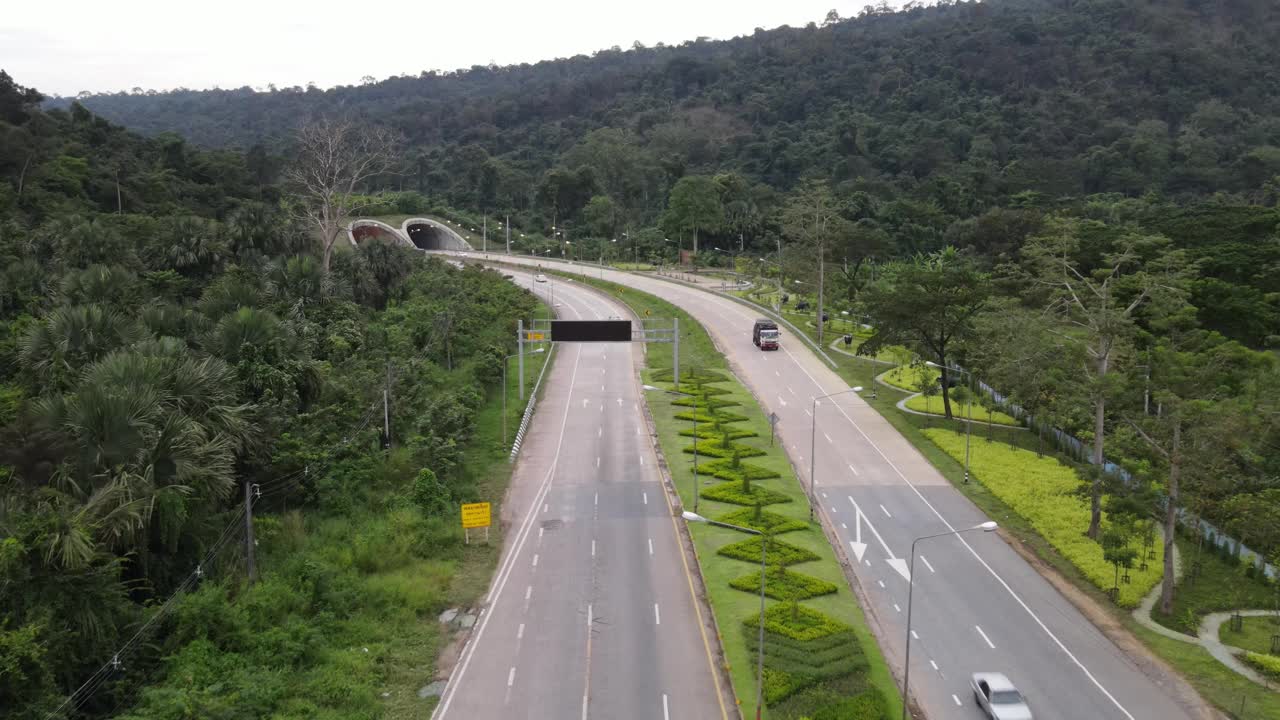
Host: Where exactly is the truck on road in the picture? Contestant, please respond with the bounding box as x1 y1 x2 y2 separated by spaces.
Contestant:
753 318 780 350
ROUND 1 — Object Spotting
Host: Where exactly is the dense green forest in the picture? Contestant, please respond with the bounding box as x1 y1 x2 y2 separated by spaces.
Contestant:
58 0 1280 345
0 72 537 718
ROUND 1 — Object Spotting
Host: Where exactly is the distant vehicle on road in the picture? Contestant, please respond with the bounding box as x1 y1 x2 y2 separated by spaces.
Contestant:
752 318 780 350
971 673 1032 720
535 274 548 283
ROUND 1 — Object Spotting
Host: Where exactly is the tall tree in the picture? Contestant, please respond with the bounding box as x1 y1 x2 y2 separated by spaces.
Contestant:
860 247 991 418
285 117 399 272
662 175 723 255
780 181 852 345
1023 217 1194 538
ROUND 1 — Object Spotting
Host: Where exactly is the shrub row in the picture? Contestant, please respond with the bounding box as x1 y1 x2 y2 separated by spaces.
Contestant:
680 427 758 440
745 631 865 679
730 567 840 601
749 602 855 642
701 480 791 506
683 439 767 459
923 429 1162 608
674 410 749 423
672 397 740 411
877 365 937 392
717 507 808 534
718 537 819 566
1244 652 1280 679
696 459 782 483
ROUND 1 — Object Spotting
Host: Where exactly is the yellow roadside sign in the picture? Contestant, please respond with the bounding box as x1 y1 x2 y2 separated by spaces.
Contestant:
526 332 545 341
461 502 491 529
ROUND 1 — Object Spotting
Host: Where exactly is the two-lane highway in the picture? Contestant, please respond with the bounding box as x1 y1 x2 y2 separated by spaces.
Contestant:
453 252 1203 720
433 269 726 720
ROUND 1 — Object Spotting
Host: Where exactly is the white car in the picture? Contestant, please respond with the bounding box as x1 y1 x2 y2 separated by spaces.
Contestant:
971 673 1032 720
534 274 548 283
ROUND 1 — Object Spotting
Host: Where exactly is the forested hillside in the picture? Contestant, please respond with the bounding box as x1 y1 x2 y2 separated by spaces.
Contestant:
0 72 537 718
56 0 1280 345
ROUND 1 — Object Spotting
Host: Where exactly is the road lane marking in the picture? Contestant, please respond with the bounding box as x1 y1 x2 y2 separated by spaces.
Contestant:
643 492 648 505
654 603 661 625
640 455 645 466
911 630 919 640
848 463 860 477
594 492 598 506
591 540 596 557
538 527 544 543
663 694 670 720
877 580 885 589
920 555 936 574
880 504 892 518
804 408 812 416
532 554 539 567
930 660 938 671
841 523 847 529
648 538 654 555
952 694 962 706
821 492 828 499
583 399 589 408
823 432 832 443
975 625 996 649
775 370 780 377
894 603 901 613
507 667 515 687
787 385 796 396
517 623 525 640
777 395 788 407
596 457 601 468
771 343 1138 719
598 427 602 437
525 586 532 600
543 503 548 513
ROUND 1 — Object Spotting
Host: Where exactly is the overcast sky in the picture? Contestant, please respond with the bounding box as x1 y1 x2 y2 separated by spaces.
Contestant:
4 0 907 97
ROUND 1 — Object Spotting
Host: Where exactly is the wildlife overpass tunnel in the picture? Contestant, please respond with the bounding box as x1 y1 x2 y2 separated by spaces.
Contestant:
403 217 473 251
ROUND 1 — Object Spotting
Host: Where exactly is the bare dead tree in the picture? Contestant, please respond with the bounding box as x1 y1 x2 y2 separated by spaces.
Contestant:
285 117 400 271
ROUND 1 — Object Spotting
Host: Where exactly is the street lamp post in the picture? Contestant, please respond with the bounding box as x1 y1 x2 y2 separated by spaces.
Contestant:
643 384 700 513
504 347 545 446
808 386 863 521
902 522 998 720
683 511 768 720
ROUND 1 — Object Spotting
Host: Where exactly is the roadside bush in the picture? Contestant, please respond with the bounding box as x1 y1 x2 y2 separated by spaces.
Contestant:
878 365 936 392
730 567 839 601
698 459 782 483
702 480 790 506
1244 652 1280 679
718 507 808 534
810 689 888 720
675 410 749 423
923 429 1162 607
719 537 819 566
684 439 766 459
751 602 854 641
681 426 757 440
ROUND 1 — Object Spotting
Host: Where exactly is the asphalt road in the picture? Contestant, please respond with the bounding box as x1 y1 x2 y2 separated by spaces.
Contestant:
451 253 1202 720
432 268 726 720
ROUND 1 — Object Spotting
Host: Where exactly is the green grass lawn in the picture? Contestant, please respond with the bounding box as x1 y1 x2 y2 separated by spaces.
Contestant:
1221 616 1280 655
877 365 938 392
903 394 1021 426
1130 624 1280 717
1151 535 1279 635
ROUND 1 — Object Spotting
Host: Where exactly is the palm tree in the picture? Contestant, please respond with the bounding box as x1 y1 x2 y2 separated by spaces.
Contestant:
20 304 145 389
268 254 331 316
162 216 228 279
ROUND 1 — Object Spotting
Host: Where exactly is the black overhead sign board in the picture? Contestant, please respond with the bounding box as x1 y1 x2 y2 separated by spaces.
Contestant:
550 320 632 342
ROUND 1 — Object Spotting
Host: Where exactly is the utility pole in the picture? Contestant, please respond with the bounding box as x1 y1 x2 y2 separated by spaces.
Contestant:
505 214 511 254
383 360 392 449
482 215 487 252
673 317 681 387
244 481 258 584
818 241 825 346
517 319 526 400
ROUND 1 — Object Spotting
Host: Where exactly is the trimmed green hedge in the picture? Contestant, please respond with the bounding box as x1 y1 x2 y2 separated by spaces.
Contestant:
719 537 819 566
749 602 854 641
651 367 727 383
680 427 758 440
810 689 888 720
717 507 808 534
1244 652 1280 679
731 567 839 601
923 429 1162 608
672 397 740 411
674 410 749 423
696 459 781 483
701 481 791 506
683 439 767 459
762 668 811 705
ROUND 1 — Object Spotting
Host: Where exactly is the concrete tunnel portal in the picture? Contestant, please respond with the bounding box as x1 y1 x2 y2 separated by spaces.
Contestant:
403 218 473 251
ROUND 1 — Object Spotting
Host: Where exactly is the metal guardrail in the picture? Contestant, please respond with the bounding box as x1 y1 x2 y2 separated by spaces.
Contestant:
509 344 555 463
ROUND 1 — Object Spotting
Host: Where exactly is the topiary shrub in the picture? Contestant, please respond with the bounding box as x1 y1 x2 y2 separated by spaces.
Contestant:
718 537 818 566
730 567 839 601
701 480 790 506
718 507 808 534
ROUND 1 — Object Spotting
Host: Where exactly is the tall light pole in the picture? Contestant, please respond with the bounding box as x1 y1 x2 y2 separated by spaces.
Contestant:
902 522 998 720
808 386 863 521
504 347 545 446
683 511 767 720
643 384 700 513
926 361 973 484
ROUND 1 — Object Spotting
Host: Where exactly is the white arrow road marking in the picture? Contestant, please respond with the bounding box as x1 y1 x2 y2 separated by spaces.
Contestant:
848 497 910 581
849 508 867 564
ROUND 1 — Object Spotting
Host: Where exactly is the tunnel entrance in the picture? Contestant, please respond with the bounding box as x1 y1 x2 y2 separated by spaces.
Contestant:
406 222 449 250
351 223 401 245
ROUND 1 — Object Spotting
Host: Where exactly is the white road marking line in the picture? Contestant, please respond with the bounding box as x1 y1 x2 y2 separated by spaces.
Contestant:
663 693 670 720
823 432 832 443
601 384 604 391
596 457 601 468
930 660 939 671
911 630 919 640
532 554 539 567
775 370 780 377
594 492 598 506
654 603 661 625
787 385 796 396
821 492 828 499
583 399 589 408
877 580 885 589
831 507 837 514
649 538 654 555
640 455 645 466
525 586 532 601
841 523 847 529
600 404 604 413
894 603 901 613
643 492 648 505
507 667 516 687
920 555 936 574
848 463 860 476
975 625 996 649
777 395 788 407
591 540 596 557
952 694 962 707
598 427 602 437
879 504 892 518
543 503 548 513
517 623 525 640
804 408 812 416
587 603 592 626
539 527 545 541
864 560 871 567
